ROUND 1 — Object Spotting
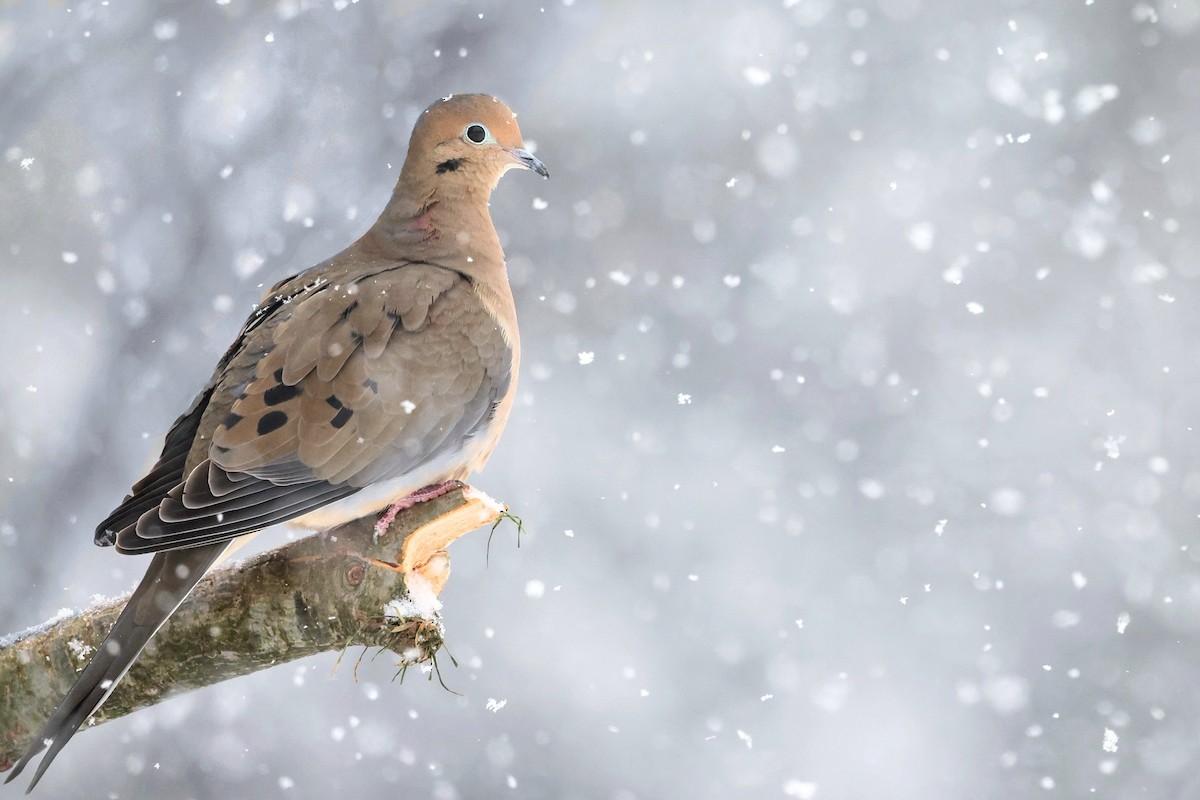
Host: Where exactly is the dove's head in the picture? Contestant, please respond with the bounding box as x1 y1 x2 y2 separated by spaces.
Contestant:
406 94 548 194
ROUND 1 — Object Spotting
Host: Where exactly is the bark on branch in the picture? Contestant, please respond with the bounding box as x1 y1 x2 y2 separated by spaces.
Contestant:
0 484 505 771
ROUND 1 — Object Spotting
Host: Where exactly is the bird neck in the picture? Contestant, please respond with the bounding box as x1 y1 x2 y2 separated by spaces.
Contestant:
363 173 506 282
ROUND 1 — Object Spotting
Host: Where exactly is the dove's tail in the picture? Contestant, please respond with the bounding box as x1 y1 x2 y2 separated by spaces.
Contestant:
3 541 231 793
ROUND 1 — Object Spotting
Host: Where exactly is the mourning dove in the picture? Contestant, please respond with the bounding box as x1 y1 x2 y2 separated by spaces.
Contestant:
4 93 547 792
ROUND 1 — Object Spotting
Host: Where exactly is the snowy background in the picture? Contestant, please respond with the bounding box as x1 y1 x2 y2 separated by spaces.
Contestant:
2 0 1200 797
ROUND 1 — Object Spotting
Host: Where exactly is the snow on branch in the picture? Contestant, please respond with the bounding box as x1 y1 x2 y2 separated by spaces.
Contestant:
0 484 506 770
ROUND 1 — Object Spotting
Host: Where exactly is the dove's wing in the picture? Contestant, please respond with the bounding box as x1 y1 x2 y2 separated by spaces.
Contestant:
107 260 512 554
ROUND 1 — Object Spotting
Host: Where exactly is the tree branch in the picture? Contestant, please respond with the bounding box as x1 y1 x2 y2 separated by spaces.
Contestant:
0 484 505 771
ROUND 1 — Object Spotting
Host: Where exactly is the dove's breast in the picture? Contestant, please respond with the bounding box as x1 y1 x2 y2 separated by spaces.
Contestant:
287 432 493 531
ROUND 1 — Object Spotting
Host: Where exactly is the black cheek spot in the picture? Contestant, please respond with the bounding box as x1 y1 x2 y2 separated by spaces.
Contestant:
263 382 302 406
330 406 353 429
436 158 463 174
223 412 244 429
257 410 289 436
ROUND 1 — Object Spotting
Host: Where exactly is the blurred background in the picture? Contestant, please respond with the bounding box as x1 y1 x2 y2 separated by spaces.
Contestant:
2 0 1200 797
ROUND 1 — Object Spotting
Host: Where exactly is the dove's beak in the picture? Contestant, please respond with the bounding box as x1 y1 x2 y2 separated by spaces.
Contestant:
506 148 549 178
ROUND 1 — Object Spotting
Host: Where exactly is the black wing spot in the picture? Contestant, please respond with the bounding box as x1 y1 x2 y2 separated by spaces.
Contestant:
264 382 303 406
273 368 284 383
338 300 359 322
330 406 353 429
326 395 343 409
257 410 289 435
436 158 463 174
362 378 379 394
224 412 244 429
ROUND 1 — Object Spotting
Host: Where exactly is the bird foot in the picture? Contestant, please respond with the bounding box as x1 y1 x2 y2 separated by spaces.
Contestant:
373 480 463 541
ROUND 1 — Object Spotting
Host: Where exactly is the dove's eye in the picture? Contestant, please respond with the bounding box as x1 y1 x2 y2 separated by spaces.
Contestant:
463 123 491 145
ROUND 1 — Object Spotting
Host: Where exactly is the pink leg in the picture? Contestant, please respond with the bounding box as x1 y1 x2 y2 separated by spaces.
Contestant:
373 480 462 540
